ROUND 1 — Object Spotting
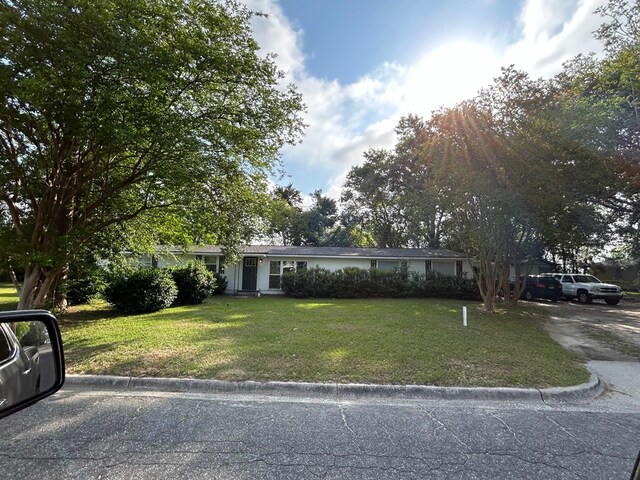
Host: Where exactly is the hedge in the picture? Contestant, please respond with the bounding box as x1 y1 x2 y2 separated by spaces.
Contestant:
281 267 480 300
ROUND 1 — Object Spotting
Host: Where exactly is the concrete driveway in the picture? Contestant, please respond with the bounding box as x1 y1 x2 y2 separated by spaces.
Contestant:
540 299 640 361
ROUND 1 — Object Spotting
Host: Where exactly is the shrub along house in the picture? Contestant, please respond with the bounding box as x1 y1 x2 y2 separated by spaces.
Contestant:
141 245 473 295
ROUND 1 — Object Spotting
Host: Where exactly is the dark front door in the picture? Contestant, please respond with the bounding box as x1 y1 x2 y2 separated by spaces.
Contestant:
242 257 258 291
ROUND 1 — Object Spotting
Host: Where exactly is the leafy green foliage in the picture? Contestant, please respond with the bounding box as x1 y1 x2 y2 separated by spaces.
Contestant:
104 268 177 314
66 278 100 306
333 3 640 310
341 116 447 250
169 262 216 305
281 266 479 300
412 272 481 301
64 251 105 306
212 272 228 295
0 0 304 309
266 186 341 246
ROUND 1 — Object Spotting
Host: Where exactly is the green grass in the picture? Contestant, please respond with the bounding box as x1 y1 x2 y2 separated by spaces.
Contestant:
0 284 589 388
0 284 18 310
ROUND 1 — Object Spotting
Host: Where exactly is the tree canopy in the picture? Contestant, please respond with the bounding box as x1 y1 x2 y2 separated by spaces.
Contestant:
335 0 638 312
0 0 305 308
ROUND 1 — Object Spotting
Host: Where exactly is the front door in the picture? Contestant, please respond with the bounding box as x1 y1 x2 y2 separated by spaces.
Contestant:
242 257 258 291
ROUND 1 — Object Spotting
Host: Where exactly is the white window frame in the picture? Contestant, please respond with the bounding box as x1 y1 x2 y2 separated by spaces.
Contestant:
456 260 463 278
268 260 307 290
376 260 402 272
196 254 218 272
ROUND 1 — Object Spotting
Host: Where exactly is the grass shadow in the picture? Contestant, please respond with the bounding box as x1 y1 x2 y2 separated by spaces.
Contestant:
60 305 122 326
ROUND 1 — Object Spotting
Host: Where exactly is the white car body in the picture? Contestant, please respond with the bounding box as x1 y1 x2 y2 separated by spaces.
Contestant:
542 273 623 305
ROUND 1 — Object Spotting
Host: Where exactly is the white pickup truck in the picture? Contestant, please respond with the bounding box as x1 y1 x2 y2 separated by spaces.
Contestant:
542 273 623 305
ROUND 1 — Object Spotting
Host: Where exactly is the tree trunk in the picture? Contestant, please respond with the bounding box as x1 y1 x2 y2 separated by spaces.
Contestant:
17 265 63 310
8 267 21 296
17 266 40 310
477 261 499 314
499 263 514 305
481 273 497 313
32 271 59 308
52 263 70 312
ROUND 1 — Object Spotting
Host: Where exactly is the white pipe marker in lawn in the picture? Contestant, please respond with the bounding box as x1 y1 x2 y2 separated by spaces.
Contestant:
463 306 468 327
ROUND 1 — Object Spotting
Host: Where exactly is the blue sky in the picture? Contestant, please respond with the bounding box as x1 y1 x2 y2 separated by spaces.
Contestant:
247 0 606 203
279 0 523 83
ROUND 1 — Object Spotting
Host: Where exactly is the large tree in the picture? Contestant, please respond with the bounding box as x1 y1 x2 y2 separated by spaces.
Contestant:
302 190 338 246
266 186 341 246
266 184 305 245
341 149 410 248
340 116 448 249
558 0 640 259
0 0 304 309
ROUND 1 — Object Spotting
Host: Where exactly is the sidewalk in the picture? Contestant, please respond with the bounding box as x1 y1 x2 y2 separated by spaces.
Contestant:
588 360 640 409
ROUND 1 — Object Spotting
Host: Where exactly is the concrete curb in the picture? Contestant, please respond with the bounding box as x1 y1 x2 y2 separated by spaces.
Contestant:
539 373 602 402
64 373 603 402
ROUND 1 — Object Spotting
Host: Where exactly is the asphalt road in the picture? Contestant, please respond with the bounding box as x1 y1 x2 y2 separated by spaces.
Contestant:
1 380 639 480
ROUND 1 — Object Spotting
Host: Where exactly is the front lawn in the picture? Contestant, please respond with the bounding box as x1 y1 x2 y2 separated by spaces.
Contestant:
0 285 589 387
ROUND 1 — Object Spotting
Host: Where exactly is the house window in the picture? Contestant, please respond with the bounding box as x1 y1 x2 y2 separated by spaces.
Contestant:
370 260 377 269
378 260 400 272
196 254 217 272
204 255 217 272
456 260 463 278
269 261 281 289
269 260 307 289
141 255 157 268
425 260 432 273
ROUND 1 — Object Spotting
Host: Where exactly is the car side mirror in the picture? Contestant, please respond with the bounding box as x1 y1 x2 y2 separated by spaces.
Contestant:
0 310 65 419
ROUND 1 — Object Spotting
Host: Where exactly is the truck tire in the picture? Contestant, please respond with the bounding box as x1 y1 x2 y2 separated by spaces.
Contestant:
577 290 592 304
524 289 535 301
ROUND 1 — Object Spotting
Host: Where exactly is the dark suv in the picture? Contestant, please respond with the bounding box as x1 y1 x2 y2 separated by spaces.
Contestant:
511 275 564 302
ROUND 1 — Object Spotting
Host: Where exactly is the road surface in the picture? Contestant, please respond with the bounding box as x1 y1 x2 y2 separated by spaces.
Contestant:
1 373 638 480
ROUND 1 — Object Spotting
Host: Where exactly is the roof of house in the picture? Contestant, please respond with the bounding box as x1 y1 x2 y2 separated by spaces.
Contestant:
161 245 467 259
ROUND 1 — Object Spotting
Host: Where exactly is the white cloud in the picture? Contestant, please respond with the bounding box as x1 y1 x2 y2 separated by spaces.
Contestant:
246 0 305 79
398 42 502 115
247 0 609 201
505 0 606 76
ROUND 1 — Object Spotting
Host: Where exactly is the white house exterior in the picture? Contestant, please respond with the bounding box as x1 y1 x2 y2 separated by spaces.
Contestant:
508 259 554 279
141 245 473 295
